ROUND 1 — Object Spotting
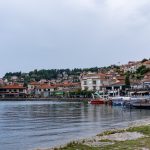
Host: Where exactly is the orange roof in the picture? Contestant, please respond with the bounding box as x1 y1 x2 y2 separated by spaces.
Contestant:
3 85 25 89
82 73 107 79
37 84 56 89
62 82 81 87
98 73 107 77
116 76 125 80
142 78 150 82
143 60 150 65
33 82 81 89
29 82 41 85
111 80 125 86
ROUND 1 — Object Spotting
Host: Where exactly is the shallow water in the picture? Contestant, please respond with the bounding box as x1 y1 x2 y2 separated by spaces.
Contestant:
0 101 150 150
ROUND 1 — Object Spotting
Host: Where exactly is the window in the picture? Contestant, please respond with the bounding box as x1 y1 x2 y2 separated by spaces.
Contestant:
84 81 87 85
20 89 23 92
93 80 96 85
93 86 96 91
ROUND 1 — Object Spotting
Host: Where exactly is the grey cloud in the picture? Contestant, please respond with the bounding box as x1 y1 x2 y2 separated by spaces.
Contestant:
0 0 150 76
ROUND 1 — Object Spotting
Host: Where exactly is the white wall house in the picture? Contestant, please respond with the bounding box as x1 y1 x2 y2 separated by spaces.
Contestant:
80 72 110 91
36 84 55 98
122 61 141 73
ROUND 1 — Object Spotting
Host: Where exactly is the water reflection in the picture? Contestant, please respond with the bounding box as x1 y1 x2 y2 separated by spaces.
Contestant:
0 101 150 150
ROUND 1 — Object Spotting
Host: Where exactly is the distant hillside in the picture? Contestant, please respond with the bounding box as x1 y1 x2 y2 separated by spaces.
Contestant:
3 67 101 83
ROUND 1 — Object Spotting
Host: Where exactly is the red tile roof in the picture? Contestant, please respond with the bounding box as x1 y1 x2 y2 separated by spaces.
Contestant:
111 80 125 86
3 85 25 89
143 60 150 65
37 84 56 89
29 82 41 85
37 82 81 89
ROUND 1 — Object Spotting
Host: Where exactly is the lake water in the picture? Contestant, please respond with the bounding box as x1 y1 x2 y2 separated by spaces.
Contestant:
0 101 150 150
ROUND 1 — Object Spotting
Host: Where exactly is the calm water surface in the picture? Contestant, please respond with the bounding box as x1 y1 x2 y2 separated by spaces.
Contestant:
0 101 150 150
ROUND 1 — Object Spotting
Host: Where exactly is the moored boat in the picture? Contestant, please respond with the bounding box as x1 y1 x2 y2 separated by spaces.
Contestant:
132 103 150 109
111 96 131 106
89 92 108 104
132 99 150 109
88 98 105 104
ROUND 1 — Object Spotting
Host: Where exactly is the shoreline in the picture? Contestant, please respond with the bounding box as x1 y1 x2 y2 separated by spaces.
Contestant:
0 98 90 102
37 118 150 150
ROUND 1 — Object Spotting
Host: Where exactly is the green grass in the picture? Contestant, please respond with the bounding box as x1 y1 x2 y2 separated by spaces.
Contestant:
99 139 112 142
97 129 125 137
127 125 150 135
53 125 150 150
99 137 150 150
55 138 150 150
56 143 99 150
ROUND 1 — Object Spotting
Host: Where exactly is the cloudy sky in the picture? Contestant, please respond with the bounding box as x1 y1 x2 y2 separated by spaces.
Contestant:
0 0 150 76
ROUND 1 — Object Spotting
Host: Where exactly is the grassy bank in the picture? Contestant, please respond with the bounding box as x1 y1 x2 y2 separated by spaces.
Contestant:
46 125 150 150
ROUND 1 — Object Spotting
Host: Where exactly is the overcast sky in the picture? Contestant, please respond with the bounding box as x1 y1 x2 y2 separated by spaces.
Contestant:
0 0 150 77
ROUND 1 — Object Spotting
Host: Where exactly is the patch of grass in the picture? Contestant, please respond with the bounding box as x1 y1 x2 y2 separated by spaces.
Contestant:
54 125 150 150
100 137 150 150
57 143 99 150
99 139 113 143
97 129 126 137
98 125 150 137
54 137 150 150
127 125 150 136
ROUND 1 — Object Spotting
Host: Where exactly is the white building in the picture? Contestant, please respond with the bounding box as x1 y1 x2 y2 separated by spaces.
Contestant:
122 61 141 73
35 84 55 97
80 72 110 91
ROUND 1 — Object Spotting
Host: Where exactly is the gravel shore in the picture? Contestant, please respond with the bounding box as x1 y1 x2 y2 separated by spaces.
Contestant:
36 118 150 150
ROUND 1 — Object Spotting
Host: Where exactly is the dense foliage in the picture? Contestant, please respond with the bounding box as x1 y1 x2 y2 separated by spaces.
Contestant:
4 67 100 82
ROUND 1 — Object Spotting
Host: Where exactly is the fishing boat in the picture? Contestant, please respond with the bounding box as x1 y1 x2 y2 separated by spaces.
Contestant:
88 92 108 104
111 97 131 106
132 99 150 109
89 98 105 104
123 97 144 108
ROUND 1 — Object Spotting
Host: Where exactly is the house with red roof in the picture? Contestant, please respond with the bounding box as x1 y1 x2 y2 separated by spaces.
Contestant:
0 84 27 98
143 60 150 68
80 72 110 91
35 84 56 98
121 61 141 73
32 82 81 98
142 72 150 89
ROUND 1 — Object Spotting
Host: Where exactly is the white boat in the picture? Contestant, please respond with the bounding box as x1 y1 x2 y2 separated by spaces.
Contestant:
111 96 131 106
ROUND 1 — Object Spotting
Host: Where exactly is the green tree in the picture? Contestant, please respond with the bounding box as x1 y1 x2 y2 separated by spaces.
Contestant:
125 75 130 86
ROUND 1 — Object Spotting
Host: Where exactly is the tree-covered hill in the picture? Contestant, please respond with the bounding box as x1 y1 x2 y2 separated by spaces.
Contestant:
4 67 100 82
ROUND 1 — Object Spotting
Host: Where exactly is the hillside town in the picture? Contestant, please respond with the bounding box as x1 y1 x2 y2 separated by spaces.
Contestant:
0 58 150 99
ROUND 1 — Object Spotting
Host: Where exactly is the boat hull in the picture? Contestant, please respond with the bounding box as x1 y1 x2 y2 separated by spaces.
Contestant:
89 99 105 104
132 104 150 109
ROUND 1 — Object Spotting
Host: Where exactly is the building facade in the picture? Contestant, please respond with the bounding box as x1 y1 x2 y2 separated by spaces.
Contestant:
80 72 110 91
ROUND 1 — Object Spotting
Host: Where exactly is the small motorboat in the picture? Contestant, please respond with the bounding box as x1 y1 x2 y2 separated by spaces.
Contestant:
111 96 131 106
88 92 107 104
112 99 124 106
132 99 150 109
132 103 150 109
88 98 105 104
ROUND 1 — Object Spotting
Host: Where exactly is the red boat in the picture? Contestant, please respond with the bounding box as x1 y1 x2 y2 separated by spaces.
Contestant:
89 98 105 104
